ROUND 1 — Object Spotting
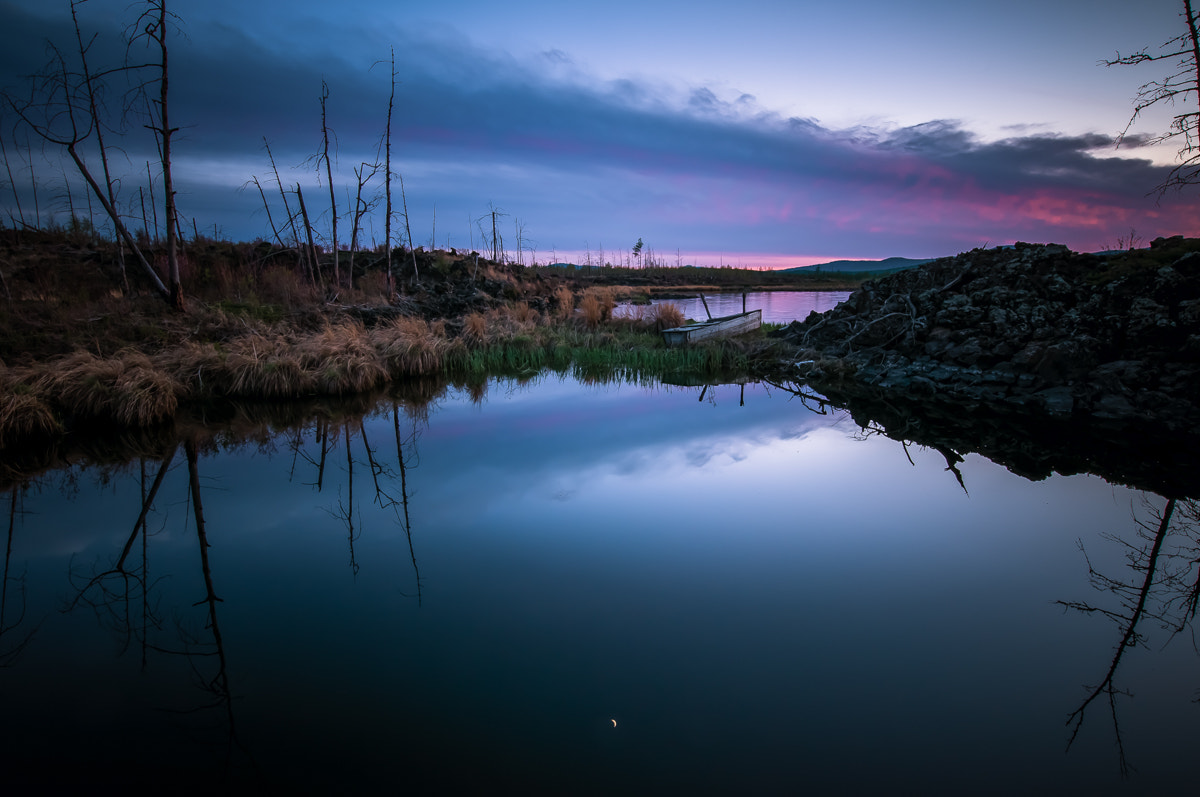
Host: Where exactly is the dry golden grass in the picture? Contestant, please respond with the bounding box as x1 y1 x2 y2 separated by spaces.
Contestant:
651 302 686 331
110 363 182 425
299 321 388 394
579 287 616 328
553 286 574 321
463 312 488 344
0 388 61 446
35 349 181 425
223 334 313 398
509 301 540 327
156 340 226 393
371 316 450 376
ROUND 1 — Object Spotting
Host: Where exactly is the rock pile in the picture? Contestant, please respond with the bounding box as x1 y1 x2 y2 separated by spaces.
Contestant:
774 236 1200 432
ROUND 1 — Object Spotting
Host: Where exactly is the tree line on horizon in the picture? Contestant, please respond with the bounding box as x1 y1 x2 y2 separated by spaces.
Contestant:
2 0 1198 310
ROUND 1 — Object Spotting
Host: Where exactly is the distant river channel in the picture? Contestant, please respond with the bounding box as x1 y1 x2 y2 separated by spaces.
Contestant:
616 289 852 324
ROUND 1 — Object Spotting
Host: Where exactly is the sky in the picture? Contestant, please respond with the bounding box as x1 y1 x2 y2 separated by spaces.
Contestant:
1 0 1198 267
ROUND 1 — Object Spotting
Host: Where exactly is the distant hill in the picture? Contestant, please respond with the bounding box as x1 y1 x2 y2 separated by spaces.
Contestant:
784 256 934 274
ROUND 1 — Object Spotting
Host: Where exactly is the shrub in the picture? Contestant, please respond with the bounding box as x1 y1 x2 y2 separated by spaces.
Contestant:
463 312 488 344
300 322 387 394
372 317 449 376
36 349 181 425
579 287 615 328
0 389 60 447
223 334 313 397
651 302 686 331
554 286 575 321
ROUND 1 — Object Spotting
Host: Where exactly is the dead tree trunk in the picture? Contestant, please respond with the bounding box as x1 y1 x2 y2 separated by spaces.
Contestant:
319 80 339 290
264 137 308 282
398 170 418 283
384 49 396 295
0 134 26 229
71 0 128 292
252 176 284 247
296 183 322 292
135 0 183 309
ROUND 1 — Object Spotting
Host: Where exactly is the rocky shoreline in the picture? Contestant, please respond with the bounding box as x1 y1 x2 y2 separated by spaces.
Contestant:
774 236 1200 432
769 236 1200 496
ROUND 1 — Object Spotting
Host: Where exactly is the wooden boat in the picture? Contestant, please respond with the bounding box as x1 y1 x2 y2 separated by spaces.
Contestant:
661 309 762 347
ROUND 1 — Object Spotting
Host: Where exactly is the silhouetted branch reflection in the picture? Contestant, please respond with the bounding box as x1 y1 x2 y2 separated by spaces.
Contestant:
176 437 248 775
391 406 423 605
339 422 361 578
59 440 252 780
65 446 177 658
768 376 1200 498
291 405 425 600
1058 496 1200 777
1 485 38 667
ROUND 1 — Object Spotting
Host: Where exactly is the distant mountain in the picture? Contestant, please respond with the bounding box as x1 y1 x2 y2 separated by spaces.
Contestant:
783 256 934 273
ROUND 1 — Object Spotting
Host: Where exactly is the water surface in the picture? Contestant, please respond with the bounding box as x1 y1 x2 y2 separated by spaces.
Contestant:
618 289 852 324
1 375 1196 794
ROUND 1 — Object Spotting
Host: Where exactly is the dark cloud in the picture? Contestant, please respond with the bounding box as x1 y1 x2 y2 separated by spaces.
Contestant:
2 1 1197 258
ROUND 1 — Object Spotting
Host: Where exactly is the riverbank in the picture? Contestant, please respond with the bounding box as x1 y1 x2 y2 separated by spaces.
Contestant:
1 229 798 451
772 236 1200 448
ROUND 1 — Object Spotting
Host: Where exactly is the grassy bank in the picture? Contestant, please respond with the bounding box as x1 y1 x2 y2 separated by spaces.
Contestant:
0 228 806 450
0 287 779 450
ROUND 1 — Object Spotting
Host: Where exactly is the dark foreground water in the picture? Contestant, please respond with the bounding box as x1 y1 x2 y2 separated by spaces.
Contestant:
1 373 1196 795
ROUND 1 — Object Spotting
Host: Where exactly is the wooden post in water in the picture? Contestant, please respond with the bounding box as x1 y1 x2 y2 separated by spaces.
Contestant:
742 292 746 314
699 292 713 320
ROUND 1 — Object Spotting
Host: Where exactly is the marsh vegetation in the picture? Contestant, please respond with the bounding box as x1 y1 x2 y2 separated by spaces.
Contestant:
0 228 812 451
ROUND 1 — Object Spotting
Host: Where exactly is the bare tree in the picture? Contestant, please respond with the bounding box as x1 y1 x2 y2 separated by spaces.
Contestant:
348 160 380 286
318 80 339 289
5 40 170 299
71 0 128 291
1108 0 1200 193
383 50 396 293
132 0 184 309
0 130 27 229
263 137 313 284
514 217 530 267
295 182 322 290
250 175 283 247
398 169 418 282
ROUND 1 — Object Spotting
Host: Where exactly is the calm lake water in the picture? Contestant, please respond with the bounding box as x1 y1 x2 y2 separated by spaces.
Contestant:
2 296 1197 794
617 289 852 324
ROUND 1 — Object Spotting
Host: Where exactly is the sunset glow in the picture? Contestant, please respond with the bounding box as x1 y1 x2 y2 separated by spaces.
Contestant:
2 0 1198 264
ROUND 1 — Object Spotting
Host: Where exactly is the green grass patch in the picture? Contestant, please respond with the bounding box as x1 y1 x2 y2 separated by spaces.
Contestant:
442 324 752 383
215 299 285 324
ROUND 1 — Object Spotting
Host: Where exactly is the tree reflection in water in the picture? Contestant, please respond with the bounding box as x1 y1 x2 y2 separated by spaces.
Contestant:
1058 496 1200 776
1 484 38 667
290 403 424 601
63 440 253 781
5 374 1198 788
65 443 176 661
772 374 1200 777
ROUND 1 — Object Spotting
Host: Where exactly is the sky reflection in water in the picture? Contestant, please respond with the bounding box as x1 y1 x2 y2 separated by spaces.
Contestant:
1 376 1195 793
616 289 852 325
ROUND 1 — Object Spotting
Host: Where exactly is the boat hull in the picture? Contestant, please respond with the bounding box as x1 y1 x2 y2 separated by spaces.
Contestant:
661 309 762 347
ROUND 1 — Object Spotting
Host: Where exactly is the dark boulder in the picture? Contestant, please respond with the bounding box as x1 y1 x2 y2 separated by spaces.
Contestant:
775 237 1200 435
